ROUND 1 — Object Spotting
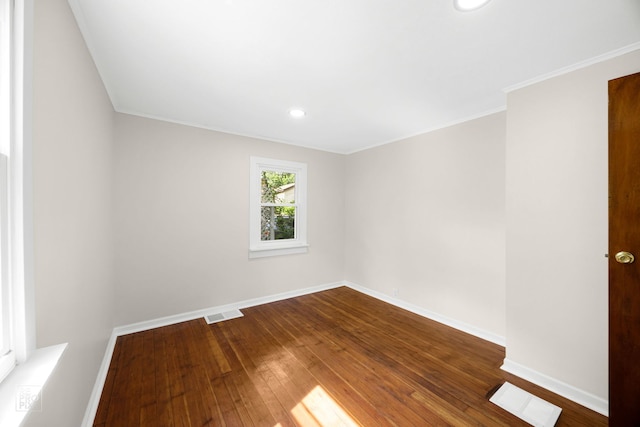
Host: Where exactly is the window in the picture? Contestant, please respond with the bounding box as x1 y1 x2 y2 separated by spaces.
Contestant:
249 157 308 258
0 0 14 382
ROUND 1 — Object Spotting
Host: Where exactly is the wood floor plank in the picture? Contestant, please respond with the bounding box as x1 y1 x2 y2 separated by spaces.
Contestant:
303 294 489 403
217 314 311 426
105 333 144 426
163 323 193 427
184 320 229 426
212 322 269 426
270 298 468 425
179 320 223 426
298 291 511 421
201 319 232 375
94 287 608 427
260 299 453 426
139 329 158 425
205 325 249 426
249 303 394 427
217 321 279 426
312 288 502 384
152 327 175 427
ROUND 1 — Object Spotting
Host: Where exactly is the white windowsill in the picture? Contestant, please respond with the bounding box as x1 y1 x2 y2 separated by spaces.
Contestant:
0 343 67 427
249 243 309 259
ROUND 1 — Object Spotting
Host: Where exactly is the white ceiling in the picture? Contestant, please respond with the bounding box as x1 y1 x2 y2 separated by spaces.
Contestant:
68 0 640 154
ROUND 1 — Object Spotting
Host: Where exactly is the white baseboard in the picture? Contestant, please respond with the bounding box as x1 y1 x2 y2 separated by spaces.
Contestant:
81 281 345 427
501 358 608 417
112 281 344 336
345 281 506 346
81 332 118 427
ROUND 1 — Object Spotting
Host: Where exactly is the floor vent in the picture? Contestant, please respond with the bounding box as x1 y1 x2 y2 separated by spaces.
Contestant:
204 309 244 324
489 382 561 427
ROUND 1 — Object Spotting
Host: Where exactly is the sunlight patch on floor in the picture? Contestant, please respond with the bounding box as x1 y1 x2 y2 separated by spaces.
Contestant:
289 385 359 427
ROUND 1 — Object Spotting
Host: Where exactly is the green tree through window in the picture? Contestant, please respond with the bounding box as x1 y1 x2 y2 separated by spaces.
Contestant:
260 171 296 240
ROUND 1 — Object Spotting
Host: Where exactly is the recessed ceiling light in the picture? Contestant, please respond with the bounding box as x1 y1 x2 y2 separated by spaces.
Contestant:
289 109 306 118
454 0 491 11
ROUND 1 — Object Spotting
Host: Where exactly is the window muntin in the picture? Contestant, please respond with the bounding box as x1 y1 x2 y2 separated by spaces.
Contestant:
250 157 307 258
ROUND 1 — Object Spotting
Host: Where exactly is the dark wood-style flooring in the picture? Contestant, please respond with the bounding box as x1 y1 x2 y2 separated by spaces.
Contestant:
93 287 607 426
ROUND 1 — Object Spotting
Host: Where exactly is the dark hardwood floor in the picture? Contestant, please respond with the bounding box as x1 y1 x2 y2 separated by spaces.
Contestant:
93 287 607 426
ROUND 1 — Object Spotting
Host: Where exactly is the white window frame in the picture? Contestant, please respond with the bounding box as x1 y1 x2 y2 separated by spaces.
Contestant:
0 0 36 386
0 155 12 383
0 0 15 383
249 157 308 258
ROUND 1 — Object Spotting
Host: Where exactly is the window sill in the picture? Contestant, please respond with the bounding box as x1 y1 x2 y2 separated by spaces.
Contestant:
0 343 67 427
249 244 309 259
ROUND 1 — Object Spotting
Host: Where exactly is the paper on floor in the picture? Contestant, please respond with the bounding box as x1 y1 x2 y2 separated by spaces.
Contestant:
489 382 562 427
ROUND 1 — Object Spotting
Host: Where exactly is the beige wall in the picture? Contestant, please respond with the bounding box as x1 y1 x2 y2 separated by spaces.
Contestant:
505 49 640 401
345 112 507 338
113 114 345 325
26 0 115 425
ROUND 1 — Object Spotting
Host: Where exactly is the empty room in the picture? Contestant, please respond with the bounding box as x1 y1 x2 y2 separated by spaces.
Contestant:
1 0 640 426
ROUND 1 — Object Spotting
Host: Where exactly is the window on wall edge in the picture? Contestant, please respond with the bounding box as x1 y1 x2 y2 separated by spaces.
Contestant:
0 3 68 425
0 0 15 384
249 157 308 259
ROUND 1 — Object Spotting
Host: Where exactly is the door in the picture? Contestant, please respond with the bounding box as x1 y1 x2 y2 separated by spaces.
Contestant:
609 71 640 426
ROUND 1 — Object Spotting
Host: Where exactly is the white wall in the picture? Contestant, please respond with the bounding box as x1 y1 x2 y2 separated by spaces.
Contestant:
344 112 506 338
113 114 345 325
505 49 640 404
25 0 115 425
